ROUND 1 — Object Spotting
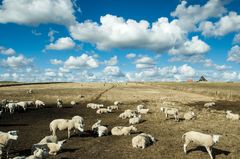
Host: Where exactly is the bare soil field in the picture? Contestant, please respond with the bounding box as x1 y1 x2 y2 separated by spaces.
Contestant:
0 83 239 159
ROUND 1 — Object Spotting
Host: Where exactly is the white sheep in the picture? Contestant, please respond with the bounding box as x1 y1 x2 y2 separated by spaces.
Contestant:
0 130 18 159
16 101 28 111
184 111 196 120
91 120 108 137
160 107 179 121
182 131 221 159
204 102 215 108
107 105 118 110
114 101 121 106
91 119 102 132
87 103 104 109
33 140 66 156
39 135 58 144
96 108 112 114
27 89 33 94
5 103 17 114
72 115 84 125
35 100 45 108
137 104 144 110
129 115 142 125
70 101 77 106
119 109 136 119
226 110 239 120
56 99 63 108
111 126 137 136
26 148 46 159
49 119 84 138
132 133 156 149
137 108 149 114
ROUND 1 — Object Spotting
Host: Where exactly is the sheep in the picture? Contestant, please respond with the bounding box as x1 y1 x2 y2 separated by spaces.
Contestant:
33 140 66 156
114 101 121 106
137 108 149 114
204 102 215 108
56 99 63 108
96 108 112 114
137 104 144 110
226 110 239 120
132 133 156 149
72 115 84 125
119 110 136 119
87 103 104 109
107 105 118 110
70 101 77 106
160 107 179 121
39 135 58 144
5 103 17 114
91 119 102 132
111 126 137 136
129 115 142 125
49 119 84 138
26 147 46 159
162 101 175 106
91 120 108 137
35 100 45 108
0 130 18 159
27 89 33 94
16 101 29 111
182 131 221 159
184 111 196 120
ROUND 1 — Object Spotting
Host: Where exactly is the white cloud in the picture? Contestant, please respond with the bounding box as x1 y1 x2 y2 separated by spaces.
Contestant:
1 55 33 68
31 29 42 36
169 36 210 55
233 33 240 44
135 56 155 69
222 71 238 81
169 54 204 63
171 0 227 31
46 37 75 50
45 69 57 77
0 46 16 55
103 66 124 77
63 54 99 70
227 45 240 63
178 64 195 77
48 29 58 42
70 14 185 52
200 12 240 36
126 53 136 59
0 0 76 26
50 59 63 65
105 56 118 66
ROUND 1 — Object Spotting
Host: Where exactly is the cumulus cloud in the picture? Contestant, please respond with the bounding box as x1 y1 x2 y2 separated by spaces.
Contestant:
222 71 238 81
1 54 33 69
200 12 240 36
169 36 210 55
0 0 76 26
126 53 136 59
135 56 155 69
50 59 63 65
227 45 240 63
171 0 227 31
69 14 185 52
0 46 16 55
103 66 124 77
63 54 99 70
233 33 240 44
105 56 118 66
178 64 195 77
45 37 75 50
169 54 205 63
45 69 57 77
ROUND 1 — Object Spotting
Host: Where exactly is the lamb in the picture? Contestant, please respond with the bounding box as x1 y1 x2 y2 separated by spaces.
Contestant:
182 131 221 159
137 108 149 114
132 133 156 149
39 135 58 144
204 102 215 108
35 100 45 108
111 126 137 136
96 108 112 114
49 119 84 138
0 130 18 159
107 105 118 110
226 110 239 120
184 111 196 120
160 107 179 121
33 140 66 156
129 115 142 125
56 99 63 108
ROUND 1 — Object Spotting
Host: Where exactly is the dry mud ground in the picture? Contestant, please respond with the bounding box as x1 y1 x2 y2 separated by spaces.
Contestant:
0 83 239 159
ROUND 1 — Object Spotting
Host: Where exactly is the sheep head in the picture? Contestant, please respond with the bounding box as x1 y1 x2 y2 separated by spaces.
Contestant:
212 135 221 144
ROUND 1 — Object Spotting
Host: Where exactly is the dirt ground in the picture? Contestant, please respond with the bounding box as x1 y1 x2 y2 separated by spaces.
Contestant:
0 83 239 159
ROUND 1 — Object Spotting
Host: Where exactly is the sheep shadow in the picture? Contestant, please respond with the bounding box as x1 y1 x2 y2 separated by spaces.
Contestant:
71 130 94 138
187 146 230 159
61 148 79 153
13 148 32 156
0 123 28 127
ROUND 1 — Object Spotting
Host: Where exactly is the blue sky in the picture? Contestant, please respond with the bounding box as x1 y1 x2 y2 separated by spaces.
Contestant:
0 0 240 82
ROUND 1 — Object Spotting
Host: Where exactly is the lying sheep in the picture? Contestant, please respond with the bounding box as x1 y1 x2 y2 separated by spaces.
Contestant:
184 111 196 120
35 100 45 108
49 119 84 138
107 105 118 110
39 135 58 144
137 108 149 114
182 131 221 159
160 107 179 121
204 102 215 108
129 115 142 125
33 140 66 156
132 133 156 149
0 130 18 159
87 103 104 109
137 104 144 110
56 99 63 108
92 119 102 132
119 109 136 119
26 147 46 159
226 110 239 120
111 126 137 136
91 119 108 137
96 108 112 114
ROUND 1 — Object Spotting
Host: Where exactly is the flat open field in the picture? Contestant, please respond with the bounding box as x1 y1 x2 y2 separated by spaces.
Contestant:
0 82 239 159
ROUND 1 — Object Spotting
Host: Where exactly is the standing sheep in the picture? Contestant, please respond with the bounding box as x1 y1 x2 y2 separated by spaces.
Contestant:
111 126 137 136
182 131 221 159
0 130 18 159
160 107 179 121
5 103 17 114
56 99 63 108
132 133 156 149
49 119 84 139
35 100 45 108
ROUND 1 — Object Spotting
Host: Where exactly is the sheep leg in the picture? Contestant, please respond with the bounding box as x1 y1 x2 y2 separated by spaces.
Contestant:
206 146 213 159
68 129 71 139
183 140 190 154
